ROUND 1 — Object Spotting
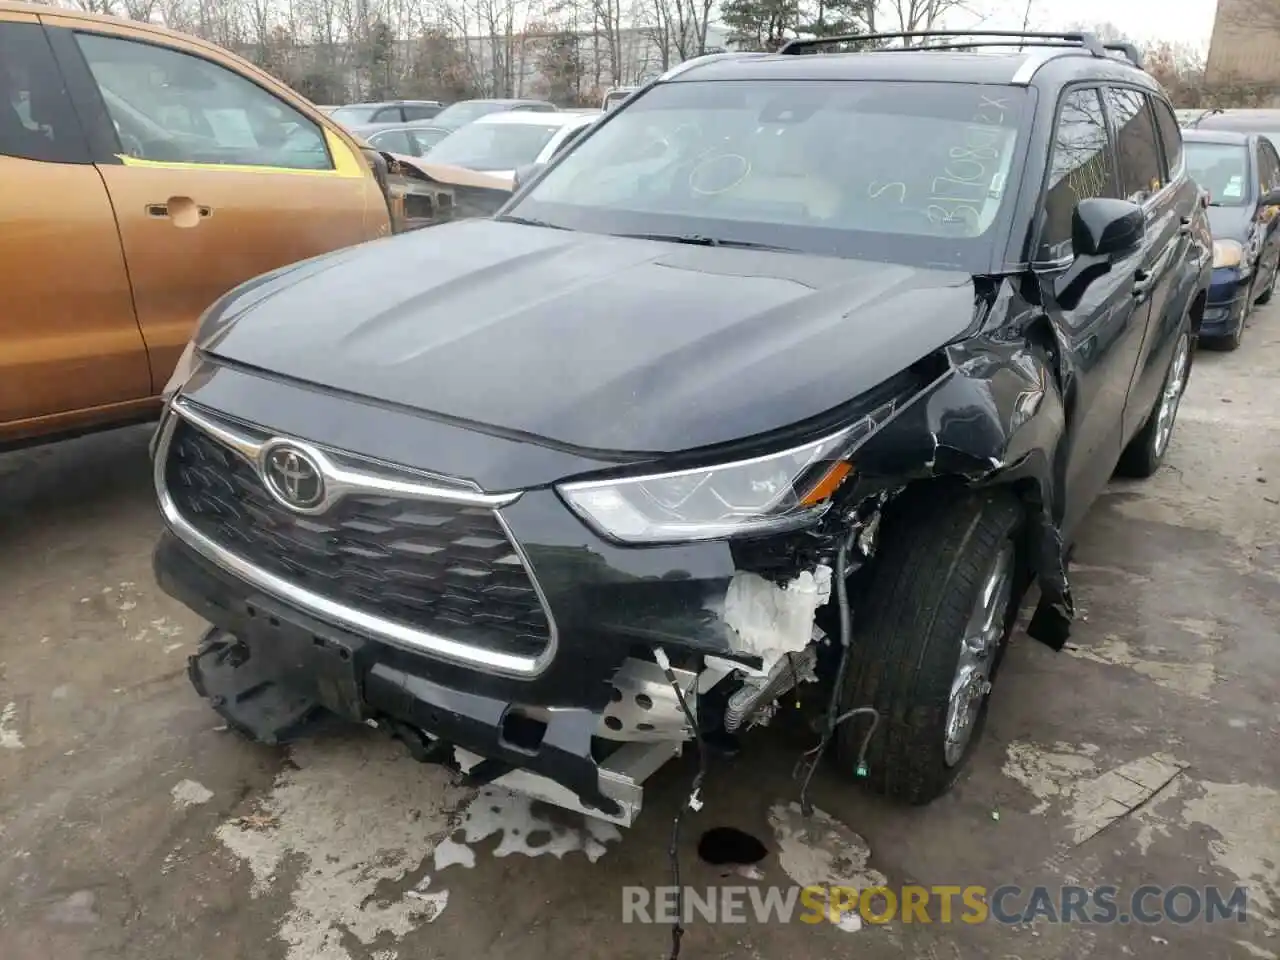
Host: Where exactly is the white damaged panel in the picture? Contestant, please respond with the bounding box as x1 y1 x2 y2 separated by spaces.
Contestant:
723 565 832 674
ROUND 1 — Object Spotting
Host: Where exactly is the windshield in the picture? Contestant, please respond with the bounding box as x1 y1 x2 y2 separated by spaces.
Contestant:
329 105 380 125
505 79 1026 269
1185 141 1250 206
432 101 507 127
428 121 561 170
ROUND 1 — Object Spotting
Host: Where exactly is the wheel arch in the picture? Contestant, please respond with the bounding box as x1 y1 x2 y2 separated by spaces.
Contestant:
845 336 1073 650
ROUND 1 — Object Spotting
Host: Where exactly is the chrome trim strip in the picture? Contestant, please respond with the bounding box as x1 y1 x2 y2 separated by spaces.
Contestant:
155 406 558 678
1011 49 1058 85
173 398 521 511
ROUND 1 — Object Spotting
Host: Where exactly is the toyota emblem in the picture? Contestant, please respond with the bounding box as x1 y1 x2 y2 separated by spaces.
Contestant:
262 444 325 510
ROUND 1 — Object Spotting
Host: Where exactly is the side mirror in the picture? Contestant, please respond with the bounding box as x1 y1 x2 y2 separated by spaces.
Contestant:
1072 197 1145 258
1259 188 1280 207
512 162 546 192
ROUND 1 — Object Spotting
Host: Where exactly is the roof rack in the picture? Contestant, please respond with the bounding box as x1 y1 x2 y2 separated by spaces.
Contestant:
776 30 1144 69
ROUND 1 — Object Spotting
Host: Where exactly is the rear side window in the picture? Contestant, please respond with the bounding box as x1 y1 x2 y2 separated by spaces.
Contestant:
402 104 439 121
0 22 90 163
1105 87 1165 202
75 32 332 171
369 129 412 154
1150 96 1184 175
1040 87 1119 261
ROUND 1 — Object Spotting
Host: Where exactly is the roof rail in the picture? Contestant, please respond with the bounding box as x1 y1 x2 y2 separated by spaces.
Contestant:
1185 106 1224 127
659 50 759 81
776 30 1144 69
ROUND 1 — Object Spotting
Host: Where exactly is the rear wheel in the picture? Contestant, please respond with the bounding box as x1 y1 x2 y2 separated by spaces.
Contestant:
834 489 1023 805
1116 322 1192 478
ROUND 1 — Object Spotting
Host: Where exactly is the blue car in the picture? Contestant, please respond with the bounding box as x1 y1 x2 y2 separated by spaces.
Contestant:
1183 128 1280 348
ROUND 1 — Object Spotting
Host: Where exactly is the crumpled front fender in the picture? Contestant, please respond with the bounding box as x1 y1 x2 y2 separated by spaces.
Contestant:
849 334 1073 649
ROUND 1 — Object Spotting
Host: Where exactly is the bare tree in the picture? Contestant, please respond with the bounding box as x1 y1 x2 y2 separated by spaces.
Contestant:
878 0 979 33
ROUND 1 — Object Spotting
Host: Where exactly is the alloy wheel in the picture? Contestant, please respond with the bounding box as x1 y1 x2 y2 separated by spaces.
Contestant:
943 541 1015 767
1153 332 1191 460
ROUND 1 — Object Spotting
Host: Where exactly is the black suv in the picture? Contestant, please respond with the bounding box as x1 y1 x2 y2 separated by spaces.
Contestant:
153 32 1211 825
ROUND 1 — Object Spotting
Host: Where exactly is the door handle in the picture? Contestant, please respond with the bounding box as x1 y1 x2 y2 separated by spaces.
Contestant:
1178 216 1192 235
1133 268 1155 299
145 197 212 227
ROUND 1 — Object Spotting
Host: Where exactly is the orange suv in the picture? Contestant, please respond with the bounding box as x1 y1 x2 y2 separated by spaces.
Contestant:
1 1 392 449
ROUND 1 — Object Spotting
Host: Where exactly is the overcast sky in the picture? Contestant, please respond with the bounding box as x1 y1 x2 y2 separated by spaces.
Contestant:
955 0 1220 51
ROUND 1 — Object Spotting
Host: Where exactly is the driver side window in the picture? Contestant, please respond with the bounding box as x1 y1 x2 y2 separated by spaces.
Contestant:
1039 87 1120 262
74 32 331 171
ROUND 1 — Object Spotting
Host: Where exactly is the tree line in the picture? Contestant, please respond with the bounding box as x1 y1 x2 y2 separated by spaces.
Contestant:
38 2 1272 110
41 0 981 106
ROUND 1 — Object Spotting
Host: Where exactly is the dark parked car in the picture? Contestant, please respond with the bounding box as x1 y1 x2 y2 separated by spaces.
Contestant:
153 32 1210 827
427 97 557 131
1184 107 1280 152
1182 128 1280 348
329 100 443 129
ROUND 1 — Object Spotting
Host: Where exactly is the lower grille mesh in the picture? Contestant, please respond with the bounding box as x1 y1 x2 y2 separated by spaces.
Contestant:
164 419 551 659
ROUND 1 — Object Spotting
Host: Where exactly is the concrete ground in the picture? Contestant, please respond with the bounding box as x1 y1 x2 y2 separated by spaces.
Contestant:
1 306 1277 960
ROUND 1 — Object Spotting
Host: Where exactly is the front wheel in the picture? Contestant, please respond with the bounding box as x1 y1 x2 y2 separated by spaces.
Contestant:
835 489 1023 805
1256 258 1278 305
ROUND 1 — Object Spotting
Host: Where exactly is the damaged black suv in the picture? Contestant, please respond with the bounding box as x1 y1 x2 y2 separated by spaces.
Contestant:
153 31 1212 823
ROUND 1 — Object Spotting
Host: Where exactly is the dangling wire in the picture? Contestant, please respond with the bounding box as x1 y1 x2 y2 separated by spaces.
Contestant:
796 527 880 816
653 646 705 960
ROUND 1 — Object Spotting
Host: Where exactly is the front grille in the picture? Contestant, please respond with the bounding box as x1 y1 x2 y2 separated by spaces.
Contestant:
164 418 551 660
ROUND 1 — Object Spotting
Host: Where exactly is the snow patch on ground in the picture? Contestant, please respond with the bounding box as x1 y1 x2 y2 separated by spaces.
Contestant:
1066 633 1218 699
170 779 213 808
1002 741 1186 846
0 701 23 749
215 735 469 960
1001 741 1100 815
1181 781 1280 935
767 801 885 932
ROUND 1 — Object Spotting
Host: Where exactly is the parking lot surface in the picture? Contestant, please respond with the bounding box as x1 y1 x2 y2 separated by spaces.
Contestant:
1 306 1278 960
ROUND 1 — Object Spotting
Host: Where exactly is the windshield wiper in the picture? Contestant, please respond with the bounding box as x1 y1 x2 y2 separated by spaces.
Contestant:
612 232 797 252
497 214 570 230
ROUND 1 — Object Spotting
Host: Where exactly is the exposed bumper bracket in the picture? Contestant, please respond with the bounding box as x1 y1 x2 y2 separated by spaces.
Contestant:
452 740 682 827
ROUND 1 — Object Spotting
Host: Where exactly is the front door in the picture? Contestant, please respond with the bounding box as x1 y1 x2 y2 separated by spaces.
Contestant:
1034 85 1153 542
0 16 149 438
43 20 388 393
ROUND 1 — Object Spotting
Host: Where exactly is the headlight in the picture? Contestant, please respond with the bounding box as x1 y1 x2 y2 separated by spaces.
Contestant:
558 401 896 544
162 339 200 403
1213 239 1244 269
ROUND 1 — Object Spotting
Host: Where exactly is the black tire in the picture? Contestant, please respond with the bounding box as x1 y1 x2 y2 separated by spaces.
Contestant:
1256 260 1277 305
834 488 1023 805
1116 320 1194 478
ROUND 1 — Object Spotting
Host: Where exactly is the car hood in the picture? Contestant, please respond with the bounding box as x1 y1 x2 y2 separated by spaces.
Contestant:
199 219 979 454
1207 205 1253 242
